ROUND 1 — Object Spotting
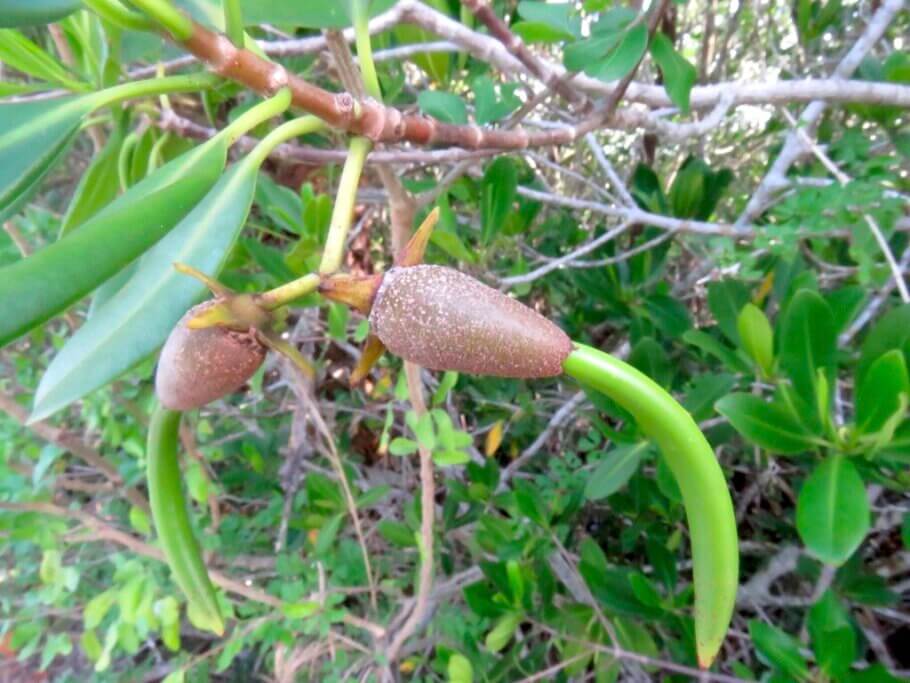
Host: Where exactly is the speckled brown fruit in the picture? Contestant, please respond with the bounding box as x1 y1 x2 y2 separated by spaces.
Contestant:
155 301 267 410
369 265 572 377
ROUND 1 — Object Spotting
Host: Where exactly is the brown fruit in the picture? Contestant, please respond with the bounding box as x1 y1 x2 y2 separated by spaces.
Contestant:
369 265 572 377
155 301 267 410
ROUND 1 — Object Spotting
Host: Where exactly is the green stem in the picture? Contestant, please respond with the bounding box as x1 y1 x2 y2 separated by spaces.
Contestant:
83 0 153 31
221 87 293 144
258 273 321 310
223 0 244 47
126 0 193 39
242 114 327 170
89 72 221 110
147 405 224 636
351 0 382 101
319 136 371 274
562 344 738 669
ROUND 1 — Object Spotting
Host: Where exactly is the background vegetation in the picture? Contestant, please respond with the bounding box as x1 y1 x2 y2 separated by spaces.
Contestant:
0 0 908 680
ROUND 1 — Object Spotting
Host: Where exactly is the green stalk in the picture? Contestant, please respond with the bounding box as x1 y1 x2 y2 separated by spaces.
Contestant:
83 0 153 31
351 0 382 101
562 344 738 669
242 115 327 169
125 0 193 39
258 273 321 310
319 136 371 274
221 87 293 144
89 72 221 110
147 405 224 636
223 0 244 47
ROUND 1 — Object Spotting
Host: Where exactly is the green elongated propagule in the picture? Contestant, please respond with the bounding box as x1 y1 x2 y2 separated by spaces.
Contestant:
147 405 224 636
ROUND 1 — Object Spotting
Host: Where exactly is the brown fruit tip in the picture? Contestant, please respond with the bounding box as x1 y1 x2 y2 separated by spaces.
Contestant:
369 265 572 378
155 301 267 410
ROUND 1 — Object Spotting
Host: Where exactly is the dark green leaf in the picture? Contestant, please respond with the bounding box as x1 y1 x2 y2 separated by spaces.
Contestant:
585 444 646 500
779 289 836 407
649 32 696 113
0 96 91 222
377 520 416 548
590 24 648 82
629 337 672 387
683 329 751 373
60 122 125 236
749 620 810 679
480 157 517 244
1 134 228 351
858 304 910 385
715 393 817 454
796 455 870 565
516 1 581 40
808 591 856 679
707 279 751 344
0 0 79 26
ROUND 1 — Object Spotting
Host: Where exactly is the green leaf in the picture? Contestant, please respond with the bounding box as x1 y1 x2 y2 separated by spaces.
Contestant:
417 90 467 125
314 513 344 556
858 304 910 385
808 591 856 679
472 75 521 125
178 0 396 29
433 449 471 466
683 329 751 373
377 520 416 548
485 612 521 652
1 129 229 351
0 29 85 90
0 0 79 26
0 96 91 223
516 1 581 41
59 122 125 236
282 601 320 619
447 653 474 683
480 157 517 245
389 437 418 456
737 303 774 376
749 620 810 680
779 289 836 407
796 455 870 565
629 336 671 387
590 24 648 82
715 393 817 454
31 151 252 421
649 32 696 113
855 350 909 436
707 279 751 344
584 443 646 500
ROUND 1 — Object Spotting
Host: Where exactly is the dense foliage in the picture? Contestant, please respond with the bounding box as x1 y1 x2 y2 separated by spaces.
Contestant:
0 0 908 681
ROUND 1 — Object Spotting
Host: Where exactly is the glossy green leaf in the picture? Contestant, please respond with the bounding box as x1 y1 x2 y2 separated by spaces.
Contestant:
715 393 817 454
779 289 836 407
649 31 697 113
737 303 774 376
481 157 517 245
515 1 581 41
417 90 467 125
0 96 91 222
749 620 810 680
584 443 646 500
0 0 79 27
590 24 648 82
0 29 85 90
1 134 230 350
31 156 257 420
796 455 870 565
855 350 909 436
60 121 125 236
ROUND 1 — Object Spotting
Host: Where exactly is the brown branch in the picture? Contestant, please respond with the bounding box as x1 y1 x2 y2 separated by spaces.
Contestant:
461 0 585 106
0 391 149 513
